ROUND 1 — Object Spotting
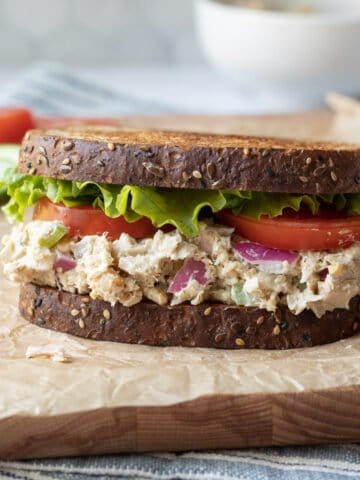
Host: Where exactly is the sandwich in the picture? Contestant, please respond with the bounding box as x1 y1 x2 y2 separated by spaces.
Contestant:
0 127 359 349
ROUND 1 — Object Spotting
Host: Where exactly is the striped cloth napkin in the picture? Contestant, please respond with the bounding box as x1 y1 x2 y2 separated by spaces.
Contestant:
0 446 359 480
0 63 174 115
0 64 359 480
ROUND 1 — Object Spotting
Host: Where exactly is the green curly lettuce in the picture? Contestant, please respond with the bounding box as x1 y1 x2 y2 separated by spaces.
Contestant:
223 190 360 219
224 190 320 218
1 166 229 237
0 145 21 206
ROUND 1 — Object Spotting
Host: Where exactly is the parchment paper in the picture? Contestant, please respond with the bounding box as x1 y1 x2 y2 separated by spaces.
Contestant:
0 212 359 419
1 110 360 421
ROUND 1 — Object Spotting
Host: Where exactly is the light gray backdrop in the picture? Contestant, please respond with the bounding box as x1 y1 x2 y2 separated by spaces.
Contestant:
0 0 204 66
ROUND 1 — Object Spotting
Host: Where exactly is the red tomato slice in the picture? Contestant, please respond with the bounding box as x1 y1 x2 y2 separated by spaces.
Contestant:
0 108 35 143
217 209 360 251
33 198 157 240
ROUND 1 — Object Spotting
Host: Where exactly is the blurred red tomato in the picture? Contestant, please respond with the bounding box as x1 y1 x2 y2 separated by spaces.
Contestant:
0 108 35 143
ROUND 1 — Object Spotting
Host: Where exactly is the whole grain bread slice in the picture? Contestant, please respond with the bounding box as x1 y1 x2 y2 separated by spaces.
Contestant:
20 127 360 194
20 283 360 349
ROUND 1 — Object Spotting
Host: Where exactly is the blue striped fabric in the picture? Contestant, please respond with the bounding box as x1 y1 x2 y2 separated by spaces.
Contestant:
0 64 358 480
0 64 175 115
0 446 359 480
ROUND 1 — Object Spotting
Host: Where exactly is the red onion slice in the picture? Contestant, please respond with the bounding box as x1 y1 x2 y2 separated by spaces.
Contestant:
318 268 329 281
168 259 208 294
53 254 77 272
233 242 298 264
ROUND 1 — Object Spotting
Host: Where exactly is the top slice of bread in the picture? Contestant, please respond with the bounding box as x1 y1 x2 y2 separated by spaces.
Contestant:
19 127 360 193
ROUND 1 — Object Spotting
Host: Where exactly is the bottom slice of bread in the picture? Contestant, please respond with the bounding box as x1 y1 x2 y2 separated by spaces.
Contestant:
19 284 360 349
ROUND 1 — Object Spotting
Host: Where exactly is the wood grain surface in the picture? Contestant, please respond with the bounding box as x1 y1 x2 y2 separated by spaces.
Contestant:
117 111 336 140
0 386 359 459
1 111 359 459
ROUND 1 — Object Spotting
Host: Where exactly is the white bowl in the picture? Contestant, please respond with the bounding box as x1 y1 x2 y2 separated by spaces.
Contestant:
195 0 360 95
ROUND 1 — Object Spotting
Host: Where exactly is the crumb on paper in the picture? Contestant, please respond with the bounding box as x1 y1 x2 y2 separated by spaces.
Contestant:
26 345 72 363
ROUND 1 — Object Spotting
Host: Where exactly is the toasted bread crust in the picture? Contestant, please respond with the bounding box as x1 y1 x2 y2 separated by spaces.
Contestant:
19 283 360 349
19 127 360 194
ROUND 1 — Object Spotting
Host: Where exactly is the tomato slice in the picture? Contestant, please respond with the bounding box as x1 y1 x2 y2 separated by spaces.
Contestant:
0 108 35 143
217 209 360 251
33 198 157 240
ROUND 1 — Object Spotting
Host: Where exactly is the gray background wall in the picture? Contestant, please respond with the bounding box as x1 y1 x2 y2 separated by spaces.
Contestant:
0 0 204 67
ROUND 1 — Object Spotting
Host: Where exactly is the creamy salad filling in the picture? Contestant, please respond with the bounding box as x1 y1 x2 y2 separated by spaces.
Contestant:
2 220 360 318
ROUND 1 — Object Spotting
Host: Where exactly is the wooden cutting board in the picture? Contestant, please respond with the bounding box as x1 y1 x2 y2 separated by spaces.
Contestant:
0 112 359 460
2 387 359 458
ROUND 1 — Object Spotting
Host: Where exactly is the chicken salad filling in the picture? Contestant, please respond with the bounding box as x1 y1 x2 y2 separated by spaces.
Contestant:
2 220 360 318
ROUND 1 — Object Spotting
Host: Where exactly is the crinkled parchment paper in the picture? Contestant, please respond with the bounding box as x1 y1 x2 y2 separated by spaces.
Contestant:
0 214 359 419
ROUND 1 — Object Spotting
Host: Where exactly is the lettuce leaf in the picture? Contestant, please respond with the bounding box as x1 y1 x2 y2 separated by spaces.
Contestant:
224 191 320 219
1 167 228 237
0 145 21 206
125 186 226 234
